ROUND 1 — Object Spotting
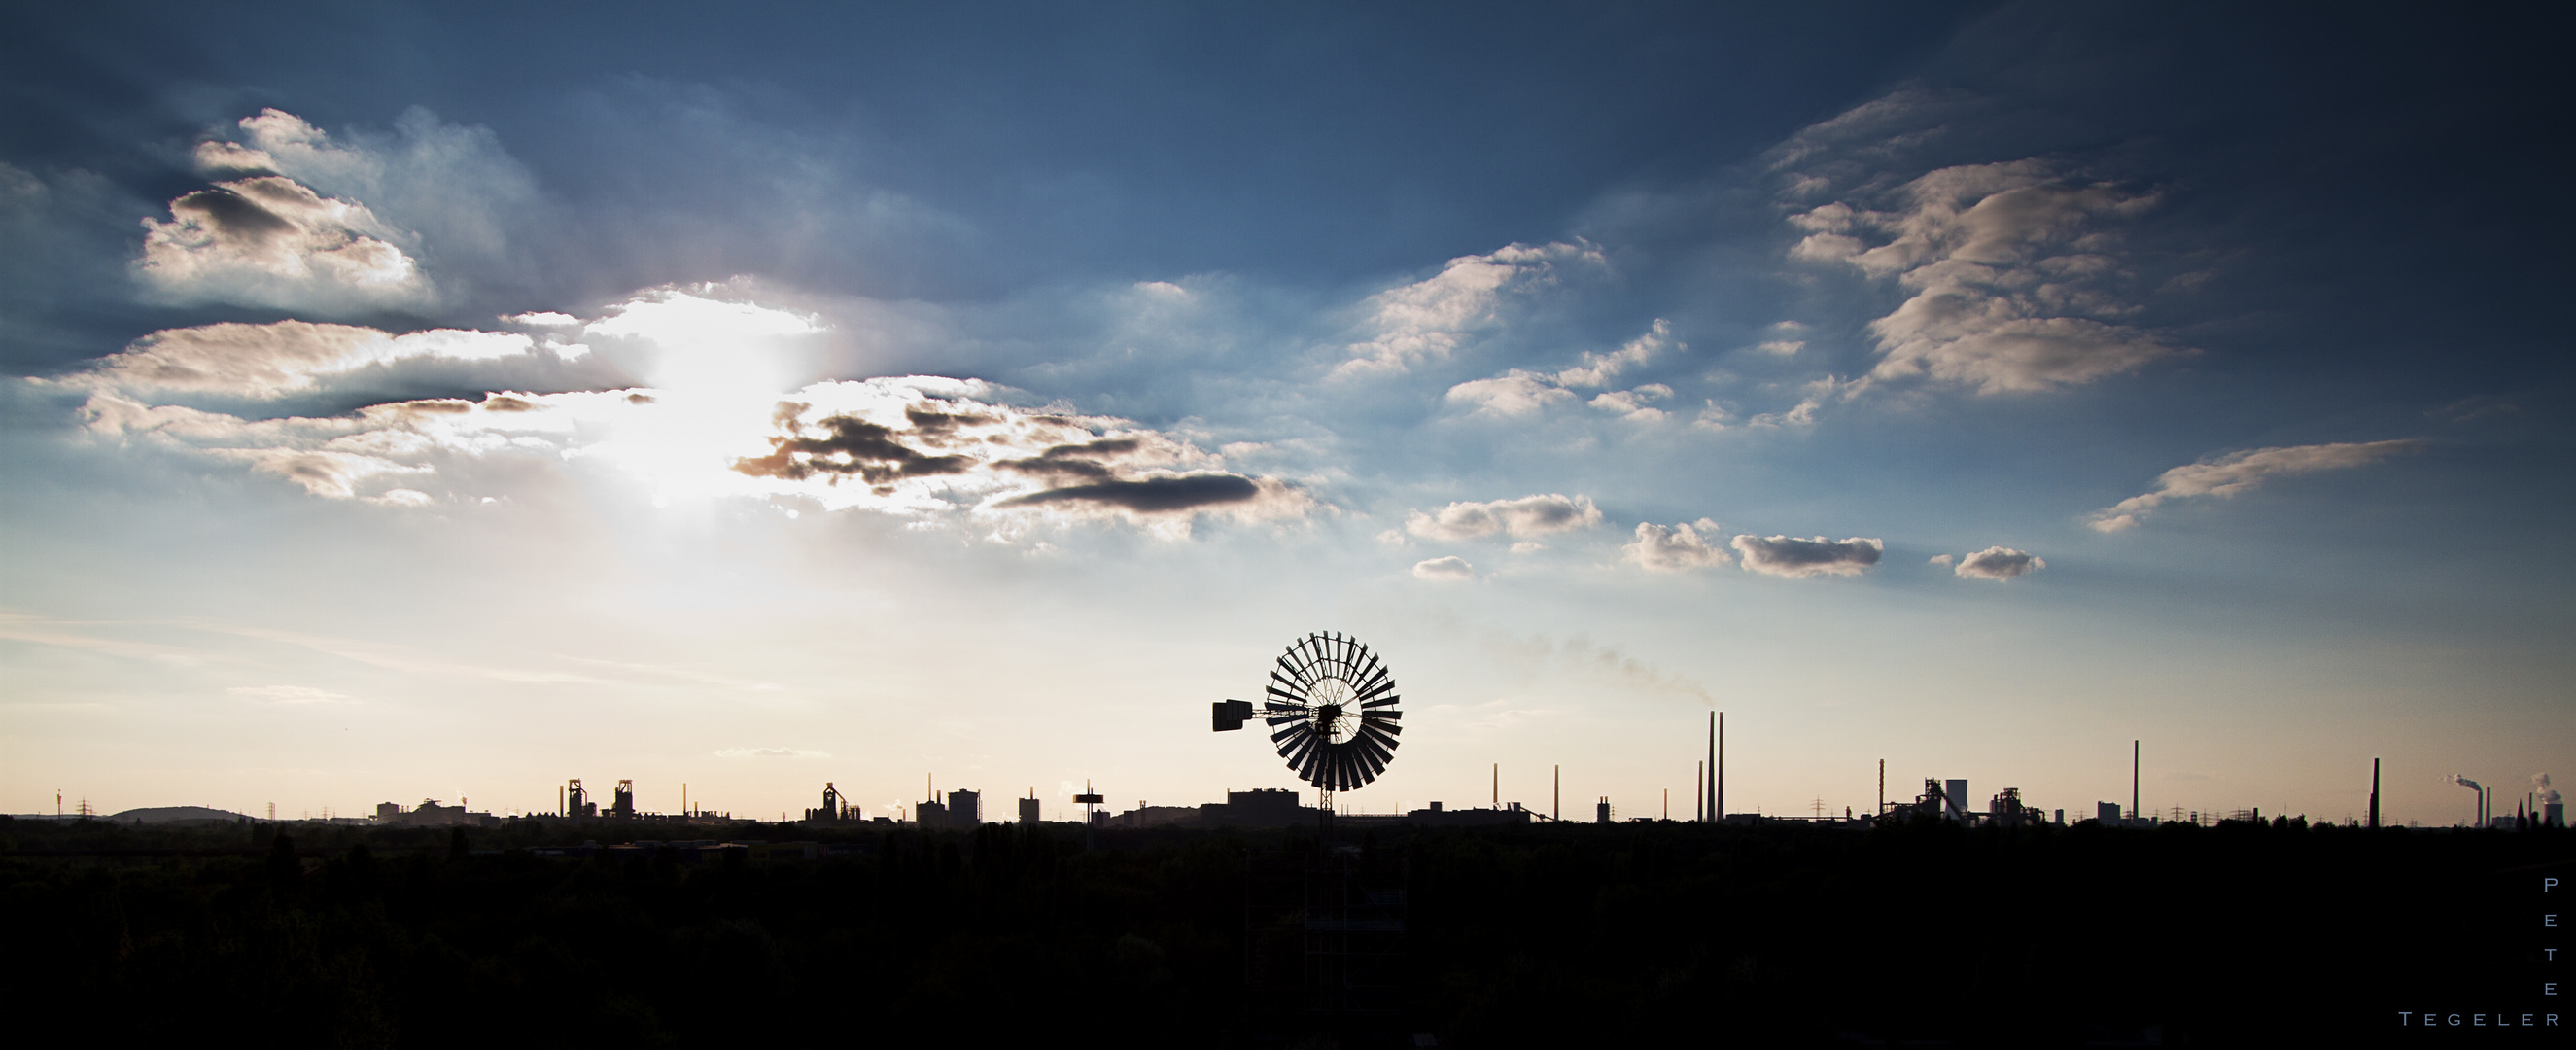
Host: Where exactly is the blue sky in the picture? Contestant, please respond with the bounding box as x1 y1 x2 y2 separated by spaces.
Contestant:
2 2 2567 825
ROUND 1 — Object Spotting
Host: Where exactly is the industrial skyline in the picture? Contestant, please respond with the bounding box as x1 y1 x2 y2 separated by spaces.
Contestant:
30 727 2564 834
3 5 2567 829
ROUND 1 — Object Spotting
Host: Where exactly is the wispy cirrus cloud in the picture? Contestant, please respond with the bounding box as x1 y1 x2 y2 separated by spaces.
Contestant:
62 320 540 399
2087 440 2421 532
1787 158 2178 395
1445 319 1678 420
1333 241 1604 378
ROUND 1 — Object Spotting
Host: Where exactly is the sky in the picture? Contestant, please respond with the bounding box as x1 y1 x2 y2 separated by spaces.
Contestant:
2 1 2568 826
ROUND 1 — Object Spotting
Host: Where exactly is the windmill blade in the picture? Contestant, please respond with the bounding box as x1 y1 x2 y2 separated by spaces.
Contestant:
1352 670 1396 702
1271 721 1311 747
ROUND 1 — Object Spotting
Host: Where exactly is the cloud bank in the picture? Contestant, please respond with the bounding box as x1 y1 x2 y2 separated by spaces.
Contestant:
2088 440 2421 532
67 287 1306 535
68 320 538 399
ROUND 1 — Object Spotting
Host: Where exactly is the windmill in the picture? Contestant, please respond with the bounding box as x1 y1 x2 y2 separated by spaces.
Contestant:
1213 630 1404 818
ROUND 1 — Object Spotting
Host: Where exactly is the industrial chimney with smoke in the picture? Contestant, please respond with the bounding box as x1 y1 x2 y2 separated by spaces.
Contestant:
2537 773 2564 828
2451 775 2485 827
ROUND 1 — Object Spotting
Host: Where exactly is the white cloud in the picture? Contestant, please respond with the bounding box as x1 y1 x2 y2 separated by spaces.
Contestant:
1334 241 1604 378
213 107 538 265
1928 553 1955 566
1954 546 2044 580
1754 339 1804 356
134 175 425 309
1411 555 1474 580
66 320 536 399
1444 372 1576 417
1406 494 1601 542
1443 319 1677 419
1623 519 1732 572
1785 153 2181 394
1587 384 1671 421
505 311 583 327
1550 318 1674 387
2086 440 2421 532
1730 534 1883 578
585 286 826 394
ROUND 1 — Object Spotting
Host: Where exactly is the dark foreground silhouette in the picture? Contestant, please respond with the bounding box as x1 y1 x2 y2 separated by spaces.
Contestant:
2 814 2563 1047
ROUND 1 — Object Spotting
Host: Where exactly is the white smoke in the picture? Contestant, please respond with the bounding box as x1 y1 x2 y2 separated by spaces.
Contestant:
2534 773 2560 805
2452 774 2482 792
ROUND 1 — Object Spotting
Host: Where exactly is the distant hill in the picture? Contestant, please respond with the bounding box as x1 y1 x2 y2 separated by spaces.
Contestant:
105 806 252 824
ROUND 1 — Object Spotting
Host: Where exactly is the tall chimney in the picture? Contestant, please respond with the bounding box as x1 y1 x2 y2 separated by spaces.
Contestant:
1695 760 1704 822
1878 758 1885 817
1706 713 1716 823
2131 740 2141 821
1718 712 1725 822
2368 758 2380 829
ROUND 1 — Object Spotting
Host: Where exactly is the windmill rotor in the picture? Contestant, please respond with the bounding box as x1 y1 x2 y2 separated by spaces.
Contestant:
1214 630 1402 794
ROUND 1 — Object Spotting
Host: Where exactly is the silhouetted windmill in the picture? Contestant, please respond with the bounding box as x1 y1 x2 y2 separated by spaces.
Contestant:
1213 630 1404 820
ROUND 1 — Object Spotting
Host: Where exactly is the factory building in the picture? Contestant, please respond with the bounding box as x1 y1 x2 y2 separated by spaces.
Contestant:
372 799 495 827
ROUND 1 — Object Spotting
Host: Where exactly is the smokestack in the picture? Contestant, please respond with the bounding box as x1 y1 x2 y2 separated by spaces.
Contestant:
2368 758 2380 829
1878 758 1885 817
1695 761 1703 822
2453 775 2483 826
2132 740 2140 822
1718 711 1725 822
1492 763 1498 809
1553 764 1559 822
1706 713 1716 823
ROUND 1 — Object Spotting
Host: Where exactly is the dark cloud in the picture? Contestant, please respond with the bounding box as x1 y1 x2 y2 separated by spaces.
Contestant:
995 438 1147 482
1729 534 1883 578
731 413 973 484
170 187 296 242
995 473 1260 513
903 404 997 438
